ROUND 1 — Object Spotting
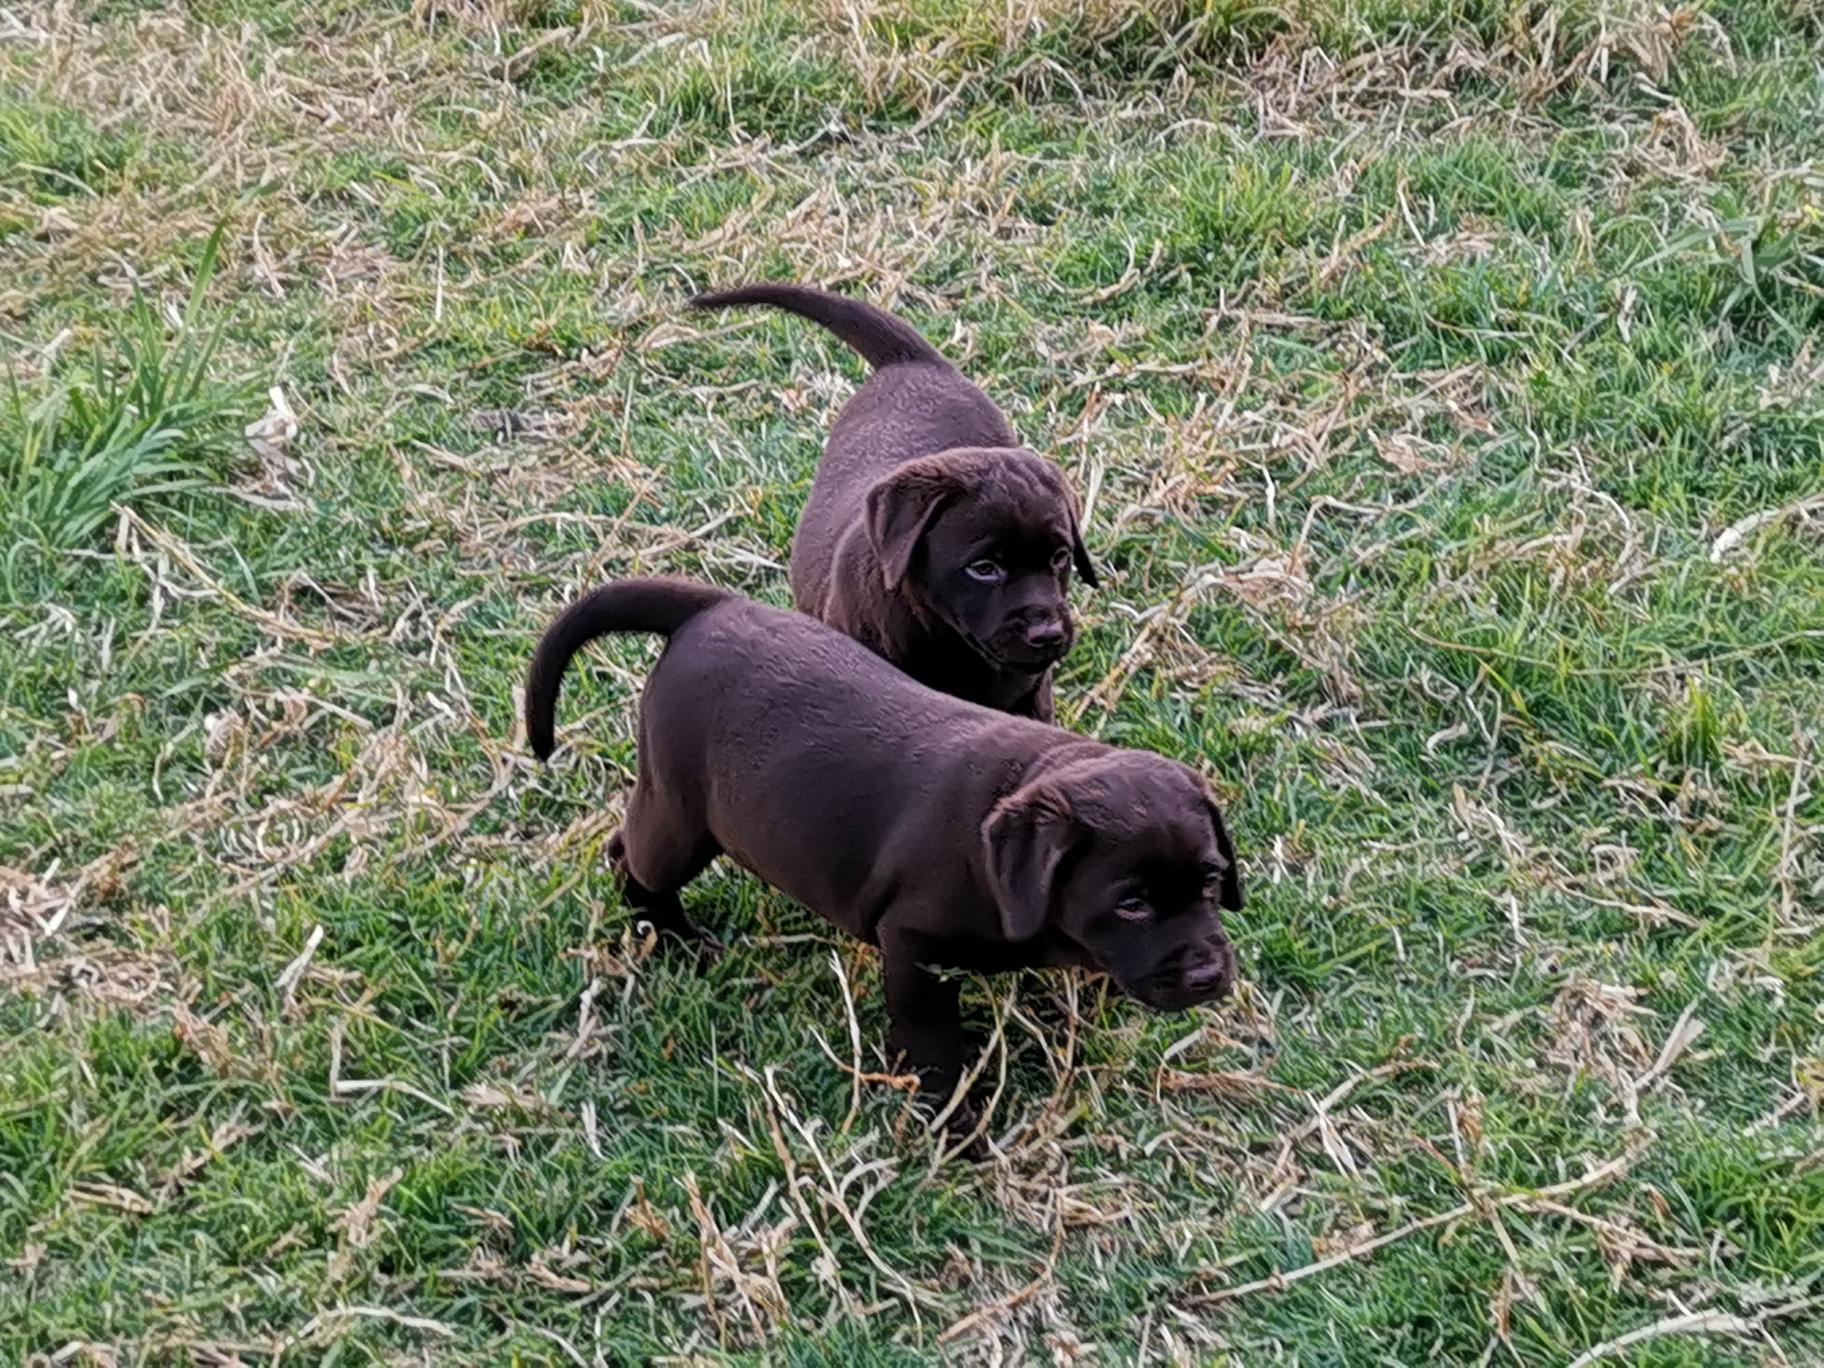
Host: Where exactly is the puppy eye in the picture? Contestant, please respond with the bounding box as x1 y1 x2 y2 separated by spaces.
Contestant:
1114 896 1150 922
1050 545 1071 571
1202 867 1226 895
965 559 1005 583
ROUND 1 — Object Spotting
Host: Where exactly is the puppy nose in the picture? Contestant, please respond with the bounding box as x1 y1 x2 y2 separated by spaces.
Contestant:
1185 955 1233 998
1025 620 1066 652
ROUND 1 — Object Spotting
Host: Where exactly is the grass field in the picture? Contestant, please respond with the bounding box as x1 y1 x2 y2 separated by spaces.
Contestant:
4 0 1823 1361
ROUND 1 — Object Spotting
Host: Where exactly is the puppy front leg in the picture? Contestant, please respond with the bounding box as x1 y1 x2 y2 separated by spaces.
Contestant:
878 922 982 1153
879 932 964 1097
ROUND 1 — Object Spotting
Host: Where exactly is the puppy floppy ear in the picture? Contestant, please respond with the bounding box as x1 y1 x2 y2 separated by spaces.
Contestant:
1067 501 1099 589
865 461 957 591
981 782 1080 942
1036 463 1099 589
1204 792 1243 912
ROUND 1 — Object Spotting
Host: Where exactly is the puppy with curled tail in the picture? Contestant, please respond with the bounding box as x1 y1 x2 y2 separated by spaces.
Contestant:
526 577 1241 1149
689 283 1097 722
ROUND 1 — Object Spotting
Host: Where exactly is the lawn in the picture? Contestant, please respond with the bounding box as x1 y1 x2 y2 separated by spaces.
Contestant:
2 0 1822 1361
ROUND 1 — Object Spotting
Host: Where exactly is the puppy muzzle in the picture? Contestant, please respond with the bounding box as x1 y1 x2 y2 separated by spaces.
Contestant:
1133 940 1237 1012
981 614 1073 671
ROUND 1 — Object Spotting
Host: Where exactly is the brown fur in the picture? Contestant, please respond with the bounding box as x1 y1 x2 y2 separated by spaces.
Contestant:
690 283 1097 721
526 578 1241 1143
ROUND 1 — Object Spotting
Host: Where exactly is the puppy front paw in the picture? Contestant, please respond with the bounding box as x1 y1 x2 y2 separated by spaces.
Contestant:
687 930 726 972
936 1095 991 1162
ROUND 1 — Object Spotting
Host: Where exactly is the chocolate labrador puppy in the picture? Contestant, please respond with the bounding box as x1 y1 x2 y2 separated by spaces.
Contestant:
526 577 1241 1138
688 284 1097 721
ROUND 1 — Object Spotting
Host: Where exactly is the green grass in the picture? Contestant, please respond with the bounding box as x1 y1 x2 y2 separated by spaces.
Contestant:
2 0 1822 1361
2 226 252 558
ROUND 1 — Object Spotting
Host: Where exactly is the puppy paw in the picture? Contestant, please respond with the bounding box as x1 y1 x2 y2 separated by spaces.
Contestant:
944 1104 991 1162
688 932 727 973
632 914 725 972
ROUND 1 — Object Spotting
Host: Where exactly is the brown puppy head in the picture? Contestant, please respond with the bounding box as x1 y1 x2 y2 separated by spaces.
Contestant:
865 448 1097 673
981 752 1241 1011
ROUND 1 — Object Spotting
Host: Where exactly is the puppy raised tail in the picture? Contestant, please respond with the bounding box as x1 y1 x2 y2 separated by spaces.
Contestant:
525 577 729 761
687 282 946 371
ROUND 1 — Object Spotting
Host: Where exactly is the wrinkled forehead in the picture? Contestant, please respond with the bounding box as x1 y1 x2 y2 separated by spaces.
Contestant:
1072 759 1214 852
946 453 1065 512
932 482 1071 550
1093 813 1216 875
931 504 1071 557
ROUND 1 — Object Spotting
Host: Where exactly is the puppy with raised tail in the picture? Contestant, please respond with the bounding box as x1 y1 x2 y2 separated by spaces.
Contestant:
526 577 1241 1140
689 283 1096 721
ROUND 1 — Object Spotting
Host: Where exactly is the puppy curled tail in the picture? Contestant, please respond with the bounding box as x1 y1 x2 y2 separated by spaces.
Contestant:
688 282 946 370
525 577 729 761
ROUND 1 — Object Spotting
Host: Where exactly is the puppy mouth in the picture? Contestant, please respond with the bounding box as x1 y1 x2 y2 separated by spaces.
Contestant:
1133 983 1232 1012
984 648 1062 673
975 633 1070 672
1126 951 1237 1012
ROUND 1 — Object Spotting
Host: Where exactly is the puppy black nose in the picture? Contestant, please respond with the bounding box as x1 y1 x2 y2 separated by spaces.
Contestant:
1185 956 1233 998
1025 620 1067 652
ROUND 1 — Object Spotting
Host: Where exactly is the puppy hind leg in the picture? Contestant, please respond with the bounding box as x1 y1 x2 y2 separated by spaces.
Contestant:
608 809 723 967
